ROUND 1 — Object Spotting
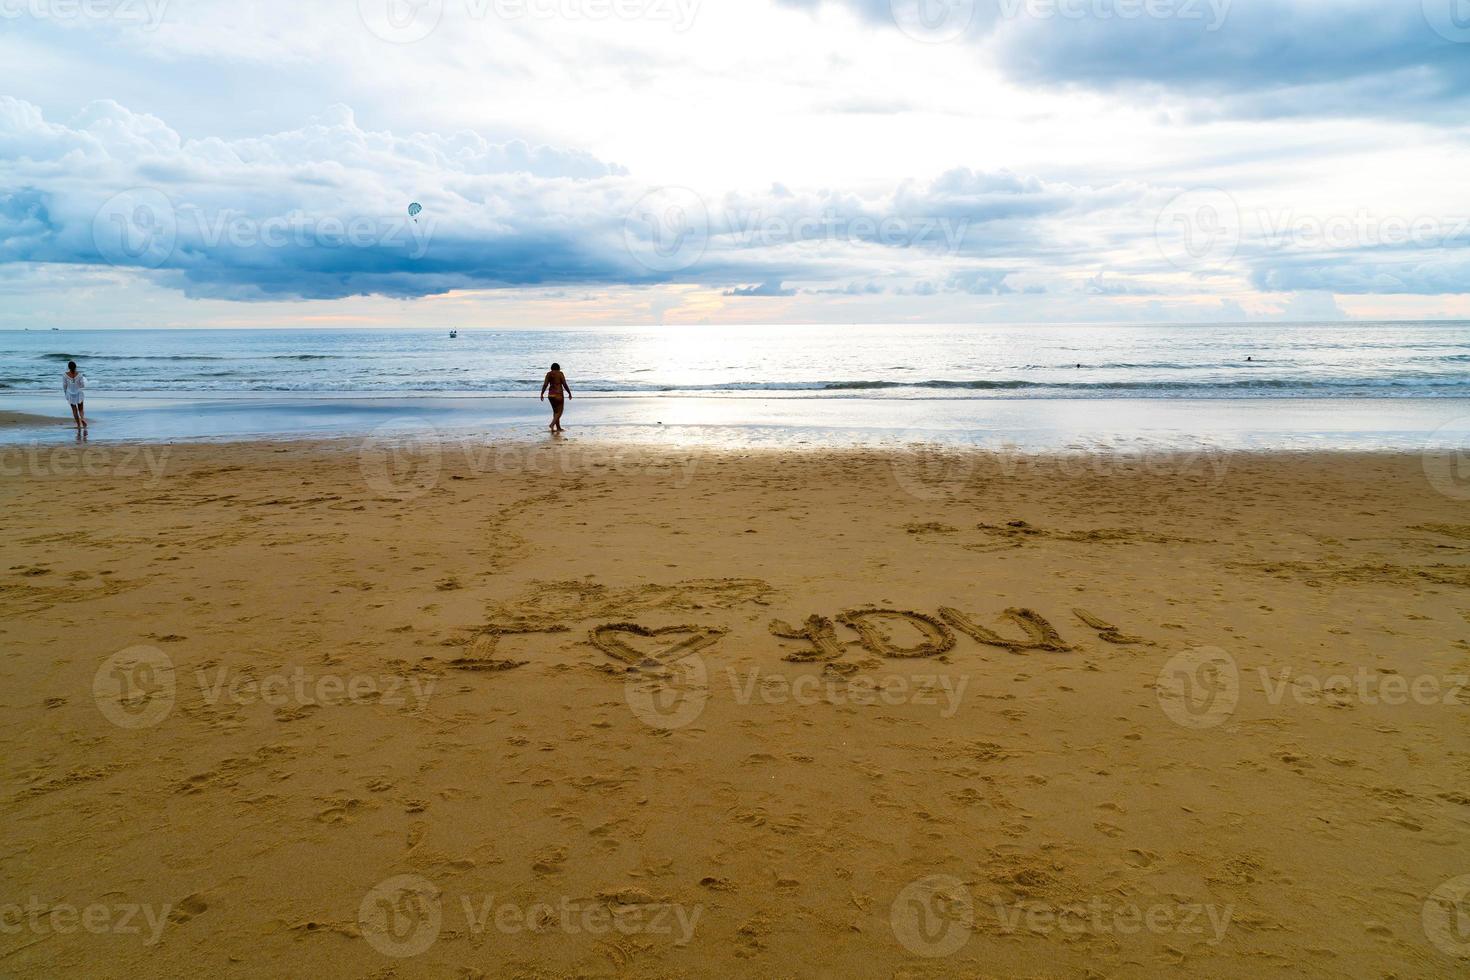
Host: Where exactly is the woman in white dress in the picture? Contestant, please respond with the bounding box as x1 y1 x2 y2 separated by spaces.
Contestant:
63 360 86 429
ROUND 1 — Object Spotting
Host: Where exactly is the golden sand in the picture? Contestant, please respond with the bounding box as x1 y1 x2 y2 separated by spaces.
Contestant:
2 439 1468 977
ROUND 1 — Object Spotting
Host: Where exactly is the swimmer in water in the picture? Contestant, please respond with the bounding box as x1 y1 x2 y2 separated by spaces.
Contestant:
539 362 572 432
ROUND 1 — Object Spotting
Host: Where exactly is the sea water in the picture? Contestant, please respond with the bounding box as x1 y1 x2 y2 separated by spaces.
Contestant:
2 323 1468 449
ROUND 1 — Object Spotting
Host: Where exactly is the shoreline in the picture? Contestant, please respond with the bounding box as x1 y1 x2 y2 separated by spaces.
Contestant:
0 409 60 427
0 393 1467 452
3 432 1460 456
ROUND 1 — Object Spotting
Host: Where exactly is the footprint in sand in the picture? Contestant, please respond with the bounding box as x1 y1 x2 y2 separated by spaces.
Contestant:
1123 848 1159 868
531 845 568 875
316 797 368 824
167 894 209 924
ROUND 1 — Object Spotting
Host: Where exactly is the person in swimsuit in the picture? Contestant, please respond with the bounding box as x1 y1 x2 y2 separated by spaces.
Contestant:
63 360 87 429
540 362 571 432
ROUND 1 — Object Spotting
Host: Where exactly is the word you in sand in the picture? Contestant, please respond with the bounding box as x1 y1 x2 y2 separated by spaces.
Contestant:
583 605 1144 669
769 605 1142 662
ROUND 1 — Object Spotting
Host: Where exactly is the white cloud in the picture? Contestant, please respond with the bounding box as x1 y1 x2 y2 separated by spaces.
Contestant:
2 0 1469 323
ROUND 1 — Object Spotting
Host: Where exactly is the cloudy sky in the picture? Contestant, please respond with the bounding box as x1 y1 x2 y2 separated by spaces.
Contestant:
2 0 1469 327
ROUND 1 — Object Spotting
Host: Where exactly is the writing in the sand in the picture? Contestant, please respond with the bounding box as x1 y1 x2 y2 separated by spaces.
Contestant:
583 606 1145 668
767 606 1143 661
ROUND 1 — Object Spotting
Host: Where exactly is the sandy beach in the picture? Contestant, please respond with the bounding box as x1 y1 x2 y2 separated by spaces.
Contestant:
2 438 1468 977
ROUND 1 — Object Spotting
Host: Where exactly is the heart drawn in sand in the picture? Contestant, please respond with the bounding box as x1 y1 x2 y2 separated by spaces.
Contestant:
590 623 728 668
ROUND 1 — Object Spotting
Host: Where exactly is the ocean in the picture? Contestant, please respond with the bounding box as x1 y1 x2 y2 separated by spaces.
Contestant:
3 323 1469 450
5 323 1469 398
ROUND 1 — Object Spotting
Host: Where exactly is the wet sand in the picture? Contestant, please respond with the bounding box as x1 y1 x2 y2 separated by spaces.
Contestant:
0 411 57 428
1 439 1468 977
3 392 1469 452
